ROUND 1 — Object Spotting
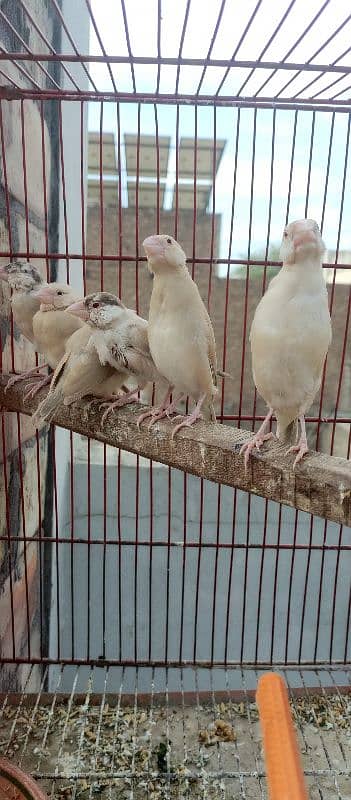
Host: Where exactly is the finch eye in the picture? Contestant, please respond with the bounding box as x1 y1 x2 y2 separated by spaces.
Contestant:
166 238 172 244
92 302 99 308
57 291 63 296
283 231 288 238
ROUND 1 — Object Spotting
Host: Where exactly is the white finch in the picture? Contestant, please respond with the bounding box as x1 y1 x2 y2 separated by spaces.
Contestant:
240 218 332 469
31 320 128 426
33 283 84 366
0 260 45 342
25 282 84 400
66 292 163 424
0 260 49 389
142 234 218 437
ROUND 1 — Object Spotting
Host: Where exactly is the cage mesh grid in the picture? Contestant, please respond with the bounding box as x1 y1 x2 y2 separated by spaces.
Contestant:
0 665 351 798
0 0 350 797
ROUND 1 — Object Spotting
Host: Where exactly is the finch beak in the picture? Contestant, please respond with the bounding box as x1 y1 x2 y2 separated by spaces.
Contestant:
143 236 164 258
66 300 89 320
0 265 9 281
293 228 318 250
35 287 56 304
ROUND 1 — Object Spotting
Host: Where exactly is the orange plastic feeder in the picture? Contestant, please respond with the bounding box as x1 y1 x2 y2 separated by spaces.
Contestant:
256 673 308 800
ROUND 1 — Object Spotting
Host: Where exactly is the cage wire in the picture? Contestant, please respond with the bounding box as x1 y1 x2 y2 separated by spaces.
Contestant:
0 0 350 797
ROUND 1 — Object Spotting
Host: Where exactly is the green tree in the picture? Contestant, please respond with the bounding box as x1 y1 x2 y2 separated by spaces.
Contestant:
233 243 281 280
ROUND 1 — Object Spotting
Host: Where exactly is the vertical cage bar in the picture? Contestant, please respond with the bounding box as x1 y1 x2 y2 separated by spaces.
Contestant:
329 524 345 663
304 112 316 218
58 101 70 281
116 102 123 298
1 413 16 660
316 113 351 450
81 101 87 292
193 479 204 662
51 429 61 662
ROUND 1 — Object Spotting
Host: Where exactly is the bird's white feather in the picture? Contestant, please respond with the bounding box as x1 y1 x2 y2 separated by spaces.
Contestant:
250 227 331 438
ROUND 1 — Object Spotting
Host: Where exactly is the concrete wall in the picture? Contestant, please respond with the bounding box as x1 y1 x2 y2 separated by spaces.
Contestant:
49 444 351 693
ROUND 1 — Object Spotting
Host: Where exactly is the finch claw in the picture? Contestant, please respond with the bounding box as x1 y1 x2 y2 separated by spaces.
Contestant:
239 431 274 473
101 407 112 425
23 375 51 402
147 413 161 430
170 411 203 439
5 365 47 392
137 407 160 430
286 439 309 469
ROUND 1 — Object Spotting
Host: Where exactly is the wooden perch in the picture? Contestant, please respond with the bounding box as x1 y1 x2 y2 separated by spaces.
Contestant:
0 373 350 527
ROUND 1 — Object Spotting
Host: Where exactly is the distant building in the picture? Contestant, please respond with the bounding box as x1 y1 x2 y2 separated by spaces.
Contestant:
86 131 225 296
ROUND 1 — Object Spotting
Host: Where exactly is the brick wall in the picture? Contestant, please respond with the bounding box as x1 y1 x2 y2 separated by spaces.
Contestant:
0 2 60 690
85 205 221 302
86 204 350 452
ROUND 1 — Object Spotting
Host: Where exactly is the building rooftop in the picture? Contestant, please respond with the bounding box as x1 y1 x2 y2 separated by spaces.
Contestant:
87 132 226 212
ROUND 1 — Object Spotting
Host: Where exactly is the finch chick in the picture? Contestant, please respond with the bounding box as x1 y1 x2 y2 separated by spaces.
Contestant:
32 329 127 426
32 308 131 426
240 219 332 470
67 292 163 423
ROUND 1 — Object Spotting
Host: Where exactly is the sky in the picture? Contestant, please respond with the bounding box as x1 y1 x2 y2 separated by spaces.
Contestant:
86 0 351 265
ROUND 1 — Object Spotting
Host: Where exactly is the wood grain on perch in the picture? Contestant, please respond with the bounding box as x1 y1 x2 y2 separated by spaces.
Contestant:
0 374 350 527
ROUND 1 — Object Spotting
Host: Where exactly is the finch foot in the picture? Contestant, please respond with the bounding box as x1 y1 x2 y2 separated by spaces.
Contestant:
146 394 184 430
137 395 183 431
286 437 309 469
23 374 51 402
5 364 48 392
170 394 206 440
136 406 168 430
100 390 140 425
170 410 203 439
239 431 274 471
136 386 176 431
286 416 309 469
82 397 100 418
239 409 275 472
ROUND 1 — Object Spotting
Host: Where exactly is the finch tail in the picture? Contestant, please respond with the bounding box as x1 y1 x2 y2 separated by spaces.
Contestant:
32 389 63 426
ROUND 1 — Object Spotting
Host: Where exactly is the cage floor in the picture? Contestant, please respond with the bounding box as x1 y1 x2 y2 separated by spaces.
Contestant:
0 666 350 799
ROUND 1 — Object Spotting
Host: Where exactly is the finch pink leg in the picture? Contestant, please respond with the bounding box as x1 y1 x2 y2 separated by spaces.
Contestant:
239 408 275 471
147 392 184 430
100 387 142 424
286 416 309 469
136 386 173 430
5 363 49 391
23 374 51 402
82 387 130 417
170 393 207 440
